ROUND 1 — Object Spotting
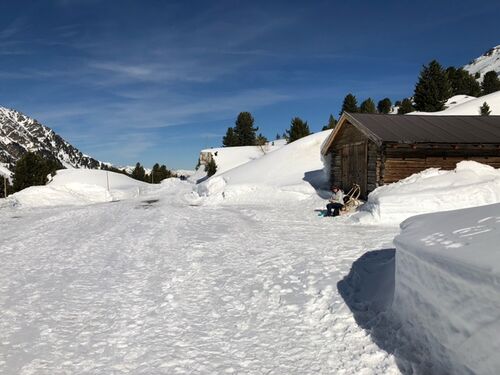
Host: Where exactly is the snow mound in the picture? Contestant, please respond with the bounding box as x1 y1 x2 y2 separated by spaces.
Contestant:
443 94 477 108
356 161 500 224
411 91 500 115
189 140 287 183
6 169 148 208
194 131 331 203
393 203 500 374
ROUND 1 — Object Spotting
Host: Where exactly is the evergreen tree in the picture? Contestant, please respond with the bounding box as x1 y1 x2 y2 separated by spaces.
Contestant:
340 93 359 115
394 100 402 107
414 60 451 112
131 162 146 182
150 163 161 183
234 112 258 146
481 71 500 95
275 133 281 140
480 102 491 116
360 98 376 113
322 114 337 131
12 152 61 192
377 98 392 114
222 127 238 147
286 117 310 143
446 67 481 97
205 158 217 177
397 98 415 114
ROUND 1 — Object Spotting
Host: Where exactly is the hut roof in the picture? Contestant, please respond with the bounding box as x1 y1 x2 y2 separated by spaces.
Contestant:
321 112 500 154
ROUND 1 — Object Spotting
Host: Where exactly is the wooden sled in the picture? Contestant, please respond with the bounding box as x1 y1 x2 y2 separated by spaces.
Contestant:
342 183 362 213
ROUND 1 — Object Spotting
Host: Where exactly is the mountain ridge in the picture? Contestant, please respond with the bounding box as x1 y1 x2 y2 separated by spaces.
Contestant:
0 106 103 177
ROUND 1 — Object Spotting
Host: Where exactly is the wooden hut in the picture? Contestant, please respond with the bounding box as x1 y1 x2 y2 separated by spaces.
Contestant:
321 112 500 199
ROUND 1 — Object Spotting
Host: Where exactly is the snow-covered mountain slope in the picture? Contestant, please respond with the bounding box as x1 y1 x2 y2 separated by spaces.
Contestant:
190 139 287 182
410 91 500 115
464 45 500 82
3 169 148 208
0 106 103 174
193 131 330 202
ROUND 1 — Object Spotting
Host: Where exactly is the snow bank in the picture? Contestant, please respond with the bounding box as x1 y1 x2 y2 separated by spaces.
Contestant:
393 203 500 374
6 169 148 208
356 161 500 224
188 140 287 184
411 91 500 115
194 131 331 203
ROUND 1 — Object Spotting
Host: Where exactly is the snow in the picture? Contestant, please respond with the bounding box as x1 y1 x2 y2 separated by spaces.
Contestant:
194 132 330 203
0 163 11 180
463 45 500 82
443 94 477 108
5 169 148 208
410 91 500 115
355 161 500 224
393 203 500 374
0 178 402 374
200 139 287 176
1 125 499 373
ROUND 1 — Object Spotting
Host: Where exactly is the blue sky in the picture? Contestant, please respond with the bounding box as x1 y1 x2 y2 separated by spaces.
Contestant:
0 0 499 169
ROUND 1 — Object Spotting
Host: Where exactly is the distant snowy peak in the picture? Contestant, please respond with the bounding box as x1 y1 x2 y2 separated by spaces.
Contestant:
0 106 102 175
463 45 500 81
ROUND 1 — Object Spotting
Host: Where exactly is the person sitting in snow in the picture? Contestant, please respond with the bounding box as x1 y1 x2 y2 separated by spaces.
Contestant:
326 185 344 217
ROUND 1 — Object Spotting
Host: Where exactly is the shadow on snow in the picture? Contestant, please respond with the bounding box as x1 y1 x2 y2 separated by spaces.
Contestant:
337 249 443 375
303 169 330 199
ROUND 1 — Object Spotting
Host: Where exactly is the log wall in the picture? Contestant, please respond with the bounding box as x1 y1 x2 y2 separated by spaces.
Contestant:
381 143 500 183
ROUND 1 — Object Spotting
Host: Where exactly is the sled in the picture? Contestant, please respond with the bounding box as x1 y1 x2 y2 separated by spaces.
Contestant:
342 183 362 212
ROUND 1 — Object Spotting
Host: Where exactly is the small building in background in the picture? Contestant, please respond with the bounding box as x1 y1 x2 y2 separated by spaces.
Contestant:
321 112 500 199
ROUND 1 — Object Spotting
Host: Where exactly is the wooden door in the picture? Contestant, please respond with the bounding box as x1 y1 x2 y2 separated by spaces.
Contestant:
341 142 367 198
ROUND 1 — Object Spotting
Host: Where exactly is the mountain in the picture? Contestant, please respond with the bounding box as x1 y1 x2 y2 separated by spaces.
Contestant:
463 45 500 81
0 106 103 176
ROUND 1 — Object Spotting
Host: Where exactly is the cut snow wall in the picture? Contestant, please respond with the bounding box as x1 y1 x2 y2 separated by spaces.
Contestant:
393 204 500 375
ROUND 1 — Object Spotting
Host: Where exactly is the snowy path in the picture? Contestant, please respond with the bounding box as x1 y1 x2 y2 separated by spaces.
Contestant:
0 182 401 374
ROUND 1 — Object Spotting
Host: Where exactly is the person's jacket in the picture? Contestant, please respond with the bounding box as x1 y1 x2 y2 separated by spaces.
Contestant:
329 190 344 204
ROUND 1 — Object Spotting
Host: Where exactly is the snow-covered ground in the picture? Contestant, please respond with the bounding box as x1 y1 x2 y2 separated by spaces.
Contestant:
2 128 500 373
0 179 403 374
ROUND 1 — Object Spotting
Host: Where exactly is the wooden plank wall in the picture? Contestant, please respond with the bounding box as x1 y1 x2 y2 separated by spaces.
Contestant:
326 121 384 198
383 155 500 184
